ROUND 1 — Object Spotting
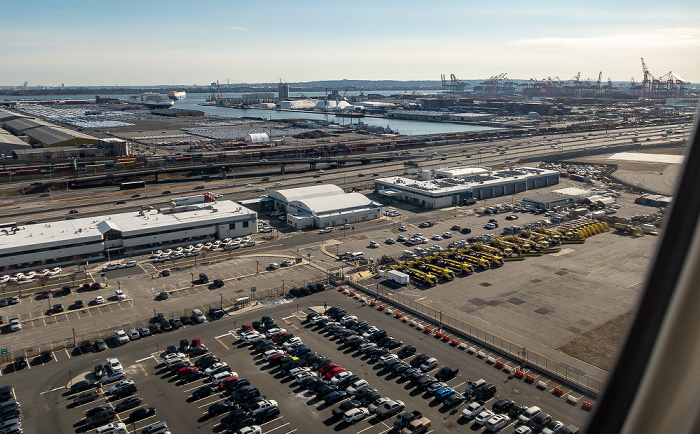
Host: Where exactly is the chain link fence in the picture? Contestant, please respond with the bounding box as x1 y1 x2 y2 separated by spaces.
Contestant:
348 280 604 398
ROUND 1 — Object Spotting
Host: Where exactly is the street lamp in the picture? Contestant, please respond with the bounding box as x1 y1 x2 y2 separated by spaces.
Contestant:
190 272 194 284
255 260 259 274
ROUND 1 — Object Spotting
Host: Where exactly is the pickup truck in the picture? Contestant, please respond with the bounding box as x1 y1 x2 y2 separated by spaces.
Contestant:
393 411 422 431
400 416 431 434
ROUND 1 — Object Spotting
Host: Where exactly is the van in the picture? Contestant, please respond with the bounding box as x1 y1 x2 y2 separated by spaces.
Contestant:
349 252 364 260
97 423 128 434
140 421 170 434
191 309 206 324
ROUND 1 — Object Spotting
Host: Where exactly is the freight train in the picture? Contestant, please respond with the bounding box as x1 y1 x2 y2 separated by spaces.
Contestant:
2 128 539 181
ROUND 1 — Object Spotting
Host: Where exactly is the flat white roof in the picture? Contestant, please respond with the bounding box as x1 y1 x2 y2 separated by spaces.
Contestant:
552 187 594 197
295 193 379 215
607 152 684 165
434 166 491 178
0 200 255 253
269 184 345 204
376 167 558 196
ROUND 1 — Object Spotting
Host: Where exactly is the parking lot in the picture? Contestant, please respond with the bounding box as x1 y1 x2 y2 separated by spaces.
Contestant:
1 289 589 433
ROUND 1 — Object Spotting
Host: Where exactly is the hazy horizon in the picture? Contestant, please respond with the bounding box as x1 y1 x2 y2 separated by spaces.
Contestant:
3 0 699 86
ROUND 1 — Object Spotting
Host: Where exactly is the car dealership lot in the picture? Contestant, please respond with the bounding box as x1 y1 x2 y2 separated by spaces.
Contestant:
5 290 588 433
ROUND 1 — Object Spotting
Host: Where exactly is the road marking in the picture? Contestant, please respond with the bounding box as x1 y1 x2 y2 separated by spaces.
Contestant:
65 349 71 359
136 362 149 376
265 423 290 432
215 338 230 350
40 386 65 395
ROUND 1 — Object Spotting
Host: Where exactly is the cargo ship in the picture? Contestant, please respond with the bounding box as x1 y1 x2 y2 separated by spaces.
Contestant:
127 93 174 108
167 90 186 101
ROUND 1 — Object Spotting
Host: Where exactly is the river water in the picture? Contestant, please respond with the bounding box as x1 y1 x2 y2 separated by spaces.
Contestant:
2 91 496 137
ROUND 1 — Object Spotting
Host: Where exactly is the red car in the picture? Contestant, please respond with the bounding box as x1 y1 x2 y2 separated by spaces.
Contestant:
319 363 340 375
270 332 288 342
191 338 204 347
268 354 287 364
216 376 239 389
241 324 253 331
324 366 346 379
177 366 198 377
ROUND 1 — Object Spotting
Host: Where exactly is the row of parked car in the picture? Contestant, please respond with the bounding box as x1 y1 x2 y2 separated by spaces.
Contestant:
0 267 62 284
156 337 276 434
0 387 21 434
67 357 168 434
307 307 580 433
240 311 418 429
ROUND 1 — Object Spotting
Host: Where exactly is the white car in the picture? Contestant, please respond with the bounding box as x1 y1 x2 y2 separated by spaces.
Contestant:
265 328 286 338
106 357 124 373
339 315 357 325
0 275 9 283
431 234 442 241
398 225 407 231
102 263 122 272
115 290 126 300
123 261 138 268
343 407 369 423
204 362 229 376
358 342 377 353
385 238 396 244
295 371 318 384
369 241 379 248
319 227 333 234
462 400 487 419
240 331 261 343
249 399 278 415
288 367 311 377
263 349 285 361
518 406 541 425
211 371 235 384
40 269 51 277
346 379 369 395
113 330 129 345
486 414 510 432
94 296 105 304
101 370 126 384
9 318 21 332
475 410 495 426
162 352 187 366
329 371 353 385
232 426 261 434
419 357 438 372
442 232 452 238
106 380 134 395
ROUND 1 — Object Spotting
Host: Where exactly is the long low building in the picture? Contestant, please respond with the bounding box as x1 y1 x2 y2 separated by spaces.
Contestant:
266 184 382 229
0 200 257 271
375 166 560 209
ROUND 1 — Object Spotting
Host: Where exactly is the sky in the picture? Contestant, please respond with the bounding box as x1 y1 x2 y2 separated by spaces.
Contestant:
2 0 699 86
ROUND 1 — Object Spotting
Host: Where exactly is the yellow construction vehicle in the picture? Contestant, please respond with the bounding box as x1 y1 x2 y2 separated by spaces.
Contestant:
437 257 474 274
614 223 645 237
474 251 504 267
455 251 491 269
404 267 438 286
419 262 456 280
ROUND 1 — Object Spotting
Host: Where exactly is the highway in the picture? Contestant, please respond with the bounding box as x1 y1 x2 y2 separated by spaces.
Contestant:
0 122 689 224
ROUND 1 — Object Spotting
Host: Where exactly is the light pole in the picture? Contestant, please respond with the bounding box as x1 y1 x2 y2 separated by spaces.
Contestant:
282 280 285 296
190 272 194 285
255 260 259 274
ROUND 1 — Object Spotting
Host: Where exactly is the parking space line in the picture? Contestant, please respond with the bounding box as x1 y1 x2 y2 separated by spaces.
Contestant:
264 422 290 432
64 348 71 359
136 362 149 376
215 337 230 350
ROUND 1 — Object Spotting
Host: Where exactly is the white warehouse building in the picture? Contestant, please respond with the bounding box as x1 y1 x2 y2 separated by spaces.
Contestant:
375 166 560 209
267 184 382 229
0 200 257 271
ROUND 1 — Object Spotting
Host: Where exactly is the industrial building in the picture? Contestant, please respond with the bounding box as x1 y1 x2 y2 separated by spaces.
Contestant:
0 108 99 148
0 200 257 271
375 166 560 209
266 184 382 229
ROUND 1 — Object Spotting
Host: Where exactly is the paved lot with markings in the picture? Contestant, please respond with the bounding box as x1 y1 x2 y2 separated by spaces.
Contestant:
2 290 590 433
